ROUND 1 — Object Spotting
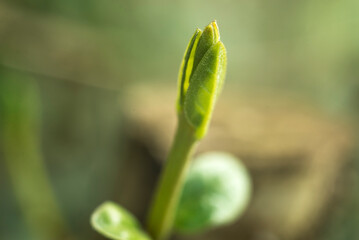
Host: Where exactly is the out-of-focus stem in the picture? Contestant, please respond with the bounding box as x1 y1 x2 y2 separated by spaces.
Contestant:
0 75 67 240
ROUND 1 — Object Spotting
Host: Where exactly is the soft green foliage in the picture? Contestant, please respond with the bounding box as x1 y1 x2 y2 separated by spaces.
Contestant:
174 152 252 233
91 202 151 240
177 21 227 139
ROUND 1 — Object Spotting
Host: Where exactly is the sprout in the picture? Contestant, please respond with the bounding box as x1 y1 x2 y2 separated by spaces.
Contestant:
147 21 228 240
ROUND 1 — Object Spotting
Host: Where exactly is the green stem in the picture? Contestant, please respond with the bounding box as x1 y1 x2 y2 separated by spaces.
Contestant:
146 114 198 240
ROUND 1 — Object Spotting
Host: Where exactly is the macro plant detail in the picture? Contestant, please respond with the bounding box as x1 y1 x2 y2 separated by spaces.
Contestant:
0 1 355 239
91 21 251 240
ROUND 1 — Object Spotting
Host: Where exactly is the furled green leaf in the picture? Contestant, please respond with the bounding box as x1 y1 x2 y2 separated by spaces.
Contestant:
184 41 227 139
176 21 227 139
174 152 251 234
191 21 220 80
177 29 202 111
91 202 151 240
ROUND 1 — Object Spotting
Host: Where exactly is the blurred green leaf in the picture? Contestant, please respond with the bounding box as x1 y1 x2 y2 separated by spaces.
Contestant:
91 202 151 240
174 152 251 234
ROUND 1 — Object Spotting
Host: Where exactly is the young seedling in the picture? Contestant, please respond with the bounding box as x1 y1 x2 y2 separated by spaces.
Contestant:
91 21 251 240
146 20 226 240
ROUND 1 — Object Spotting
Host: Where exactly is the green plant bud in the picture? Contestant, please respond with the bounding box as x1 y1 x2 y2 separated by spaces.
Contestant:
91 202 151 240
174 152 252 234
177 21 227 139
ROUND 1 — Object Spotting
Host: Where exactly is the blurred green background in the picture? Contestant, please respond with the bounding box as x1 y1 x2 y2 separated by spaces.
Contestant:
0 0 358 240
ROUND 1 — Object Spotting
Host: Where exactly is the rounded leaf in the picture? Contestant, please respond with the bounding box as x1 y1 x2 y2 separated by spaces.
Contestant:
91 202 151 240
174 152 251 234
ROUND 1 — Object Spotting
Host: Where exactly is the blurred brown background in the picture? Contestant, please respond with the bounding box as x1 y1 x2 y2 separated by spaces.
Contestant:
0 1 358 240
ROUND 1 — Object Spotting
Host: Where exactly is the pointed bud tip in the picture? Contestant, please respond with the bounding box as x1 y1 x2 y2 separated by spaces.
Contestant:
211 20 218 28
205 20 220 41
212 21 220 40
